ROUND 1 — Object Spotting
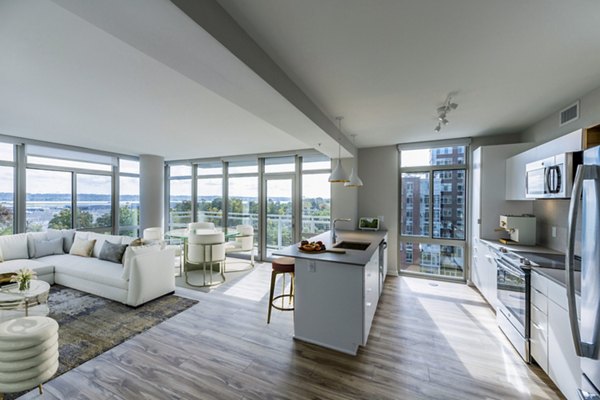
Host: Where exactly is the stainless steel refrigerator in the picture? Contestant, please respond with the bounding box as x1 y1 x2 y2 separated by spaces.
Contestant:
567 145 600 399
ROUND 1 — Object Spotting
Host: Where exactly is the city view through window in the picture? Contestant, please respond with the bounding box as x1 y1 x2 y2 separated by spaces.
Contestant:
400 145 467 279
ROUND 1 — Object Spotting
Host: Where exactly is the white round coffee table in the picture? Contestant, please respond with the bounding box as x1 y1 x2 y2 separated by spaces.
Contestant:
0 280 51 317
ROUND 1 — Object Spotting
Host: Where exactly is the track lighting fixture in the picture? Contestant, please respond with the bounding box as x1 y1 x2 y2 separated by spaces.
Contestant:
434 95 458 132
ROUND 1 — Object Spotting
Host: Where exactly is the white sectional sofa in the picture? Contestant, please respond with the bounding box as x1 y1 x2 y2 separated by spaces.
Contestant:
0 230 175 307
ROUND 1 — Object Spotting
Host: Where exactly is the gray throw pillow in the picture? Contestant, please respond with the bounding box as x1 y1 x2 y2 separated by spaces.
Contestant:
99 241 128 264
33 237 64 258
47 229 76 253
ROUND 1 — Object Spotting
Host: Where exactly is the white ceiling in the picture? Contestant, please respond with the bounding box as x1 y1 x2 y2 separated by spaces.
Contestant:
218 0 600 147
3 1 600 159
0 0 338 160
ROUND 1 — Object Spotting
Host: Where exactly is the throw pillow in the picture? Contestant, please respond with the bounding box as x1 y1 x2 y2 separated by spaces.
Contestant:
47 229 76 253
69 238 96 257
32 237 64 258
129 238 143 247
99 241 128 264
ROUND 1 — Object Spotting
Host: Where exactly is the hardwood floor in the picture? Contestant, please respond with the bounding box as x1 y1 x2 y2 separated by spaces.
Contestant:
20 263 564 399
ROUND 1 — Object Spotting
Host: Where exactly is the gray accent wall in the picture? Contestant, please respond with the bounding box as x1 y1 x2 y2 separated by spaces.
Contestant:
139 154 165 232
330 158 358 231
357 146 399 274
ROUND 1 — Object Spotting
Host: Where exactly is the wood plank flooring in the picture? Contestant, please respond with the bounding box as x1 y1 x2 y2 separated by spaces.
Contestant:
20 263 564 399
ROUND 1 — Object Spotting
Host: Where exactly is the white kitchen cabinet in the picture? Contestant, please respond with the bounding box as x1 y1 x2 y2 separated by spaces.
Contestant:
530 271 581 400
505 149 537 200
471 240 498 308
294 246 383 355
505 129 582 200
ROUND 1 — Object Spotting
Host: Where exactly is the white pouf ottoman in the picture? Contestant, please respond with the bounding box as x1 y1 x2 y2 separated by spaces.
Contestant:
0 316 59 397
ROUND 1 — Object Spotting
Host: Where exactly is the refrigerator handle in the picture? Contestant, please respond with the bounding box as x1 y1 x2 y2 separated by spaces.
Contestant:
567 164 584 356
567 164 600 359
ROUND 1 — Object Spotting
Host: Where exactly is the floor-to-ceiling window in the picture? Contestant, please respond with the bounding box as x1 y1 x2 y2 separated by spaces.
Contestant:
398 142 468 280
165 151 330 262
227 160 258 251
168 164 192 230
118 159 140 236
0 143 15 235
301 155 331 239
197 162 223 228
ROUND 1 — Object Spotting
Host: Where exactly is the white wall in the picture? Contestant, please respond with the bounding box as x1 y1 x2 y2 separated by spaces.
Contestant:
357 146 399 274
518 85 600 255
522 84 600 145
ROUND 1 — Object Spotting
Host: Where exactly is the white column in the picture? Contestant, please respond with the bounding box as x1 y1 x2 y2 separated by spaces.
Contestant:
139 154 164 232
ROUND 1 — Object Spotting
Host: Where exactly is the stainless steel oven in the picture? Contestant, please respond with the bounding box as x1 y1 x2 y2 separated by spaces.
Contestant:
496 254 531 362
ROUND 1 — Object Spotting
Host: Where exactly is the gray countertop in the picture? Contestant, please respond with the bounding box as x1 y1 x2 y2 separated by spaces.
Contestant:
480 238 561 254
273 229 387 266
532 267 581 295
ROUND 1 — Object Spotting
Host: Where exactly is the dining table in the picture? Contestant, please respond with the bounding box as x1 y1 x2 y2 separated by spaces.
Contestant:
165 228 238 284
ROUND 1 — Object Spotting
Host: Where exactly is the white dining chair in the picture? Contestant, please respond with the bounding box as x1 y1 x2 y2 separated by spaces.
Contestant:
185 231 226 287
188 222 215 231
142 227 164 247
224 225 255 272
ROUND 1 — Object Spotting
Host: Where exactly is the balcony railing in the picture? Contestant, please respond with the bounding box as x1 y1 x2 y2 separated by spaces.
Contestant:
168 210 330 250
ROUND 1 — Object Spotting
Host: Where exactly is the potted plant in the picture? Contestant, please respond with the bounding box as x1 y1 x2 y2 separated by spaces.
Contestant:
10 268 37 291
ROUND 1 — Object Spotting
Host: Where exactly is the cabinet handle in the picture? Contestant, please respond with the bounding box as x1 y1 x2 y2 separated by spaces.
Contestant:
366 302 372 307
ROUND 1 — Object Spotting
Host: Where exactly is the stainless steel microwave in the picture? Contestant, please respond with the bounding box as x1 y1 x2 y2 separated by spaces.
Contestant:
525 152 581 199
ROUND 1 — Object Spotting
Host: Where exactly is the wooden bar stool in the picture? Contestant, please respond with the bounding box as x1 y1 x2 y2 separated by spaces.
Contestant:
267 257 295 324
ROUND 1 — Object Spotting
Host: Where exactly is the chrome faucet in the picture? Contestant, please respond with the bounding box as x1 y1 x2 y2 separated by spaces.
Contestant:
332 218 351 244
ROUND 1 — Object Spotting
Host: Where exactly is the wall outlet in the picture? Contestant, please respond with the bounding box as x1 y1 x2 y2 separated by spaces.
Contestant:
552 226 557 238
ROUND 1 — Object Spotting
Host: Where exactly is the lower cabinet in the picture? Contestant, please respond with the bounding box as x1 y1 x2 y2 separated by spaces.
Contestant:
471 239 498 308
530 271 581 400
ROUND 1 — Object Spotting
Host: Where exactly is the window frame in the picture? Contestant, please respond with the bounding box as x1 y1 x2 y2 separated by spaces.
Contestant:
398 141 470 281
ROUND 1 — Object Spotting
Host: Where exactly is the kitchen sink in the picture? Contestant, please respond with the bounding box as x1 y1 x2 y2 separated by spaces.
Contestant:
333 241 370 251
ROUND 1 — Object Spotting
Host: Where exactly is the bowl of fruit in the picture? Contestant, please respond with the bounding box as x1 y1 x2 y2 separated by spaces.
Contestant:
298 240 326 253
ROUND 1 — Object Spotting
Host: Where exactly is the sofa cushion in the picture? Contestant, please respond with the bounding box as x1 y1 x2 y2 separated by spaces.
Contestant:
121 236 142 246
44 255 128 290
99 241 128 264
69 238 95 257
0 233 29 261
32 238 64 259
47 229 75 253
0 260 54 277
27 232 48 258
85 233 123 258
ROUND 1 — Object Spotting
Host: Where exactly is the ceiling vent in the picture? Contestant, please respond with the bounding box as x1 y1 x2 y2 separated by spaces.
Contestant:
559 101 580 127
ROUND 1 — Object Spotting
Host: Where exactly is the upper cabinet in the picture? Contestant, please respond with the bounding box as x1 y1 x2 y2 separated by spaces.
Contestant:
505 129 583 200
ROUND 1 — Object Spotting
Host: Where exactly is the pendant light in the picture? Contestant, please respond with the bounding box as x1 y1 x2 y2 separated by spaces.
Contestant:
344 134 363 187
328 117 350 183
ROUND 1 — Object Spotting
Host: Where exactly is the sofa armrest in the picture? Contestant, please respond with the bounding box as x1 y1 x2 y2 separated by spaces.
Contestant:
126 248 175 307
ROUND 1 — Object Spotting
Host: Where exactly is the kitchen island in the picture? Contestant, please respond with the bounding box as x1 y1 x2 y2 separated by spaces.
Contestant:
273 229 387 355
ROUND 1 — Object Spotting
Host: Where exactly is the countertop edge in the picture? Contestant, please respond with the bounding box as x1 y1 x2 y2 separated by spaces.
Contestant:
273 230 388 266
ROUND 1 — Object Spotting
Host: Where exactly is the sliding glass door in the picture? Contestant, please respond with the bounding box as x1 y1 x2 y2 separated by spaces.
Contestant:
263 176 295 259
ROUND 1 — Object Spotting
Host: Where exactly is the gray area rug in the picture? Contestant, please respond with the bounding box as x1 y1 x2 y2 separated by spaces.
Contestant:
9 285 197 399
